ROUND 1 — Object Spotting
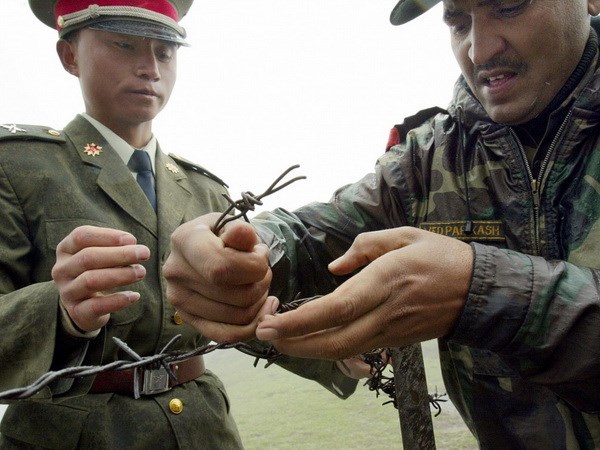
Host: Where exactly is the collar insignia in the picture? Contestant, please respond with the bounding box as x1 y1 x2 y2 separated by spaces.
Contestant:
165 163 179 174
83 143 103 156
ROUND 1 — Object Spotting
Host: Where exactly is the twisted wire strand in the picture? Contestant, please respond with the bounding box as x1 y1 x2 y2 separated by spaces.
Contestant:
0 336 282 401
214 165 306 233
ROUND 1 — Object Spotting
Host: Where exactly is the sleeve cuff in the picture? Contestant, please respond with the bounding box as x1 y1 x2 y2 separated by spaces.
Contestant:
59 302 101 339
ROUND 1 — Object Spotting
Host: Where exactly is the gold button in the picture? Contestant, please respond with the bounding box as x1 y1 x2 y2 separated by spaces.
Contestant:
57 16 65 27
173 311 183 325
169 398 183 414
47 129 60 136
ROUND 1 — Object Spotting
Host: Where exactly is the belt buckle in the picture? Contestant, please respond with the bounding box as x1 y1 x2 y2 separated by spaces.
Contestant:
141 367 171 395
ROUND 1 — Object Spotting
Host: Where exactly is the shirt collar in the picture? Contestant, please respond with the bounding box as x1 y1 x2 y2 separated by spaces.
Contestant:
81 113 157 173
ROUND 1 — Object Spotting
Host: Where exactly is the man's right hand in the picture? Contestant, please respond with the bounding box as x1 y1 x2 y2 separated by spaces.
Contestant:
163 213 276 343
52 225 150 333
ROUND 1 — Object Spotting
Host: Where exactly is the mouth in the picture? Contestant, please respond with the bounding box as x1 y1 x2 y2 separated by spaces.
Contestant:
131 89 160 98
478 70 517 88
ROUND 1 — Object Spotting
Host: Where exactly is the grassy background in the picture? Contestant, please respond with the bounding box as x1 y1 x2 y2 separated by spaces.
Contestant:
205 340 478 449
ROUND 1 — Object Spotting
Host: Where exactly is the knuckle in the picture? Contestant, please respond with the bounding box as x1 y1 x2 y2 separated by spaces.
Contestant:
353 232 369 249
166 285 188 308
77 248 95 271
80 271 101 292
336 296 358 323
207 260 229 283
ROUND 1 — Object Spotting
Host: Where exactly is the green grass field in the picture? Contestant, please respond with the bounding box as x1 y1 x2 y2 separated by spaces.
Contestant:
205 340 478 449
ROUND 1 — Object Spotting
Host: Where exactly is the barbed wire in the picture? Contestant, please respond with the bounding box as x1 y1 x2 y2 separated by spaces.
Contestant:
214 164 306 233
0 164 445 417
0 165 304 401
362 348 447 416
0 336 282 401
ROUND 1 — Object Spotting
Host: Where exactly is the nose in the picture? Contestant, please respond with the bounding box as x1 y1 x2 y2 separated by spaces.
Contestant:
467 15 506 65
135 49 161 81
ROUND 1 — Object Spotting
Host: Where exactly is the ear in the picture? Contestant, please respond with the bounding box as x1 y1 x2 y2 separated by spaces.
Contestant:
56 39 79 77
589 0 600 16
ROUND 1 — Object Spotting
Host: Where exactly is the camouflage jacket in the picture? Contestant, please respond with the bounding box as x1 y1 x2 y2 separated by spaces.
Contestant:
0 115 356 449
253 22 600 450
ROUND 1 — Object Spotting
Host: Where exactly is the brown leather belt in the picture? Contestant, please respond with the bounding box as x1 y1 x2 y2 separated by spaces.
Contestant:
90 355 205 396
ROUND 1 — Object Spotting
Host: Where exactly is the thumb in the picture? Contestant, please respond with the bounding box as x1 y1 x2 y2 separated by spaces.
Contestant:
329 228 416 275
328 244 371 275
219 220 260 252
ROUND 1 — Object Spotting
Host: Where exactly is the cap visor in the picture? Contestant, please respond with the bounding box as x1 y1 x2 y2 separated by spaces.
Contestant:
390 0 441 25
87 19 188 46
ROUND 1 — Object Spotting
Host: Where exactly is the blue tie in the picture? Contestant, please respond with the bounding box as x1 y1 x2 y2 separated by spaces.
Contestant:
128 150 157 211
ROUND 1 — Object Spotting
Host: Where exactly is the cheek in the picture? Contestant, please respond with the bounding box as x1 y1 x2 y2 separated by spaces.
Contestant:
453 48 476 92
162 69 177 98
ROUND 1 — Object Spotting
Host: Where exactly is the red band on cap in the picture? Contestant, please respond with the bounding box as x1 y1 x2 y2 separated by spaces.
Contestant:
55 0 179 24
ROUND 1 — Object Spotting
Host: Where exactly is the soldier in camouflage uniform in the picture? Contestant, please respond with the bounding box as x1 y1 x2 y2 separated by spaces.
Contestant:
164 0 600 448
0 1 360 449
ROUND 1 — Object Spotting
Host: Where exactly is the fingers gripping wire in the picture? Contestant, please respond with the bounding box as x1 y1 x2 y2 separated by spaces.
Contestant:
0 165 445 418
0 165 305 401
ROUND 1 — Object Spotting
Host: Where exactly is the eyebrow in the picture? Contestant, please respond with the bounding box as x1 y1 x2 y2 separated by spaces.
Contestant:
442 0 502 22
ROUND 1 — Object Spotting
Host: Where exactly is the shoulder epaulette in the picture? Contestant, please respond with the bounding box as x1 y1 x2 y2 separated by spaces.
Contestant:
386 106 447 151
0 123 66 143
168 153 229 188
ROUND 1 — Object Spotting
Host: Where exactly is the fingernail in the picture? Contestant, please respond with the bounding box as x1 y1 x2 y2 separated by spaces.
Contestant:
256 327 279 341
269 297 280 314
328 257 341 269
133 264 146 278
136 245 150 260
125 291 141 303
118 233 136 246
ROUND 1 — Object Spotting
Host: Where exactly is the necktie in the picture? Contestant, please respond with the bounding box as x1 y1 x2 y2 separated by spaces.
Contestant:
128 149 157 211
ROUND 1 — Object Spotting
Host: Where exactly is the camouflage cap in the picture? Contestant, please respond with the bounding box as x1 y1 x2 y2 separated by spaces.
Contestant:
390 0 441 25
29 0 193 45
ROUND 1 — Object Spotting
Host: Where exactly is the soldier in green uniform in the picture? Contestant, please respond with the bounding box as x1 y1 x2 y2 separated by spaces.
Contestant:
0 1 361 448
164 0 600 448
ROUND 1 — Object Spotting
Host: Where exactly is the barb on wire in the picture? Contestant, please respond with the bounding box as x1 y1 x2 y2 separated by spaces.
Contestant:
214 164 306 233
362 348 447 416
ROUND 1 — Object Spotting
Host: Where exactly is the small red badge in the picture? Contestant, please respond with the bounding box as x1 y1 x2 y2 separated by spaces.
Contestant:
84 143 103 156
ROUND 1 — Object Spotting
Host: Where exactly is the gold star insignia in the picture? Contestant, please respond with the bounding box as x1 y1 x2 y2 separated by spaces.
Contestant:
83 143 103 156
166 163 179 174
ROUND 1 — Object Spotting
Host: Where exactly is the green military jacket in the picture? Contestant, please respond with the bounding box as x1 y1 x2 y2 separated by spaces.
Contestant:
0 115 356 449
252 20 600 450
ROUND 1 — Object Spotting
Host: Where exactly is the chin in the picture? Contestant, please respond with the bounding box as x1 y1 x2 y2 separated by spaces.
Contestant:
485 105 533 126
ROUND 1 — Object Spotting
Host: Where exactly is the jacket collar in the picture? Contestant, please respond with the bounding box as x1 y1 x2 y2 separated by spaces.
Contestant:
64 115 193 244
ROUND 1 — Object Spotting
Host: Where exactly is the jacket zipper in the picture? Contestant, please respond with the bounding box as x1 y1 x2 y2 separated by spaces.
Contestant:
510 109 573 255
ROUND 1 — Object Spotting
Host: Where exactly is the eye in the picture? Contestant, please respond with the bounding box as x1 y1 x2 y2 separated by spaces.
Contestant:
155 44 177 62
494 0 531 18
444 13 471 37
115 41 135 51
449 20 471 37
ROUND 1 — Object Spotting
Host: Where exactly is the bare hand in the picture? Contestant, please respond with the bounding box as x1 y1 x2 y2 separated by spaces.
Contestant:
52 225 150 332
256 227 473 359
335 357 375 379
163 213 276 343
